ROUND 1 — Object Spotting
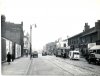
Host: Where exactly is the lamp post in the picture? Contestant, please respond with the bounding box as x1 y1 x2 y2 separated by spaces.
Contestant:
30 24 37 59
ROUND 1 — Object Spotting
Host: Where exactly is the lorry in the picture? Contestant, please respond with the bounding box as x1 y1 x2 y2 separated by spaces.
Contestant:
87 45 100 64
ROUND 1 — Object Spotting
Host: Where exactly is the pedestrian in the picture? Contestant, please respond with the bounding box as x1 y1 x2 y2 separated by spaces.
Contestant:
64 53 66 59
11 54 15 62
7 52 11 64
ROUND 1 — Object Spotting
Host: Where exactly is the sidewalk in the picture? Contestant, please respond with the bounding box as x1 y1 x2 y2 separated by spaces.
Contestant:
1 56 31 75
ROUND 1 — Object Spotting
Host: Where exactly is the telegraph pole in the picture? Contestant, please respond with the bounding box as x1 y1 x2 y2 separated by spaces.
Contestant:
30 24 37 59
30 25 32 59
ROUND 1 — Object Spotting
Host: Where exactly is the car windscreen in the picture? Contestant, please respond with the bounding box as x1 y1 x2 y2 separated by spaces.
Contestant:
74 52 79 55
97 49 100 54
90 54 95 57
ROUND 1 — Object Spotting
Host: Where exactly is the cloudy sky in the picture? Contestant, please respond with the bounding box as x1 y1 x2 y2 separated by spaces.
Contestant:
1 0 100 50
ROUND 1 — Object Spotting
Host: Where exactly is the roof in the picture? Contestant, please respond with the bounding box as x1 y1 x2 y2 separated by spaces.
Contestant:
68 32 82 39
68 27 96 39
81 27 96 37
89 45 100 50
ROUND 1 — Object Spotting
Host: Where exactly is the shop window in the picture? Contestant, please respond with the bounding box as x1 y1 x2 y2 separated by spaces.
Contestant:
61 49 63 52
64 44 66 47
93 50 96 53
97 50 100 54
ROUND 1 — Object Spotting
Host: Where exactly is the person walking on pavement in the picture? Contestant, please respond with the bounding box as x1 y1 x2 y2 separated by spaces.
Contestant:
64 52 66 59
7 52 12 64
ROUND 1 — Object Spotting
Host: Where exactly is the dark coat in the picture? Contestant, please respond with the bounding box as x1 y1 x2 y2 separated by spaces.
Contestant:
7 53 11 62
64 53 66 58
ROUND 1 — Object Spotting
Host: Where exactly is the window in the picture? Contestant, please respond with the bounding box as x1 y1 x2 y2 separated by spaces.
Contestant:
93 50 96 53
61 49 63 52
89 50 93 53
97 50 100 54
90 54 95 58
64 44 66 47
74 52 79 55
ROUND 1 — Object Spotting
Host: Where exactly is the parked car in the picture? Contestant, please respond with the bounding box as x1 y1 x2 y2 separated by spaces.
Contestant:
32 51 38 58
87 53 97 64
69 51 80 60
42 51 47 56
87 45 100 64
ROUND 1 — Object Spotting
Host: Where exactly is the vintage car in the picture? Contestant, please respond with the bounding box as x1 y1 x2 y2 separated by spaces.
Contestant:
32 51 38 58
88 45 100 64
87 53 97 64
42 51 47 56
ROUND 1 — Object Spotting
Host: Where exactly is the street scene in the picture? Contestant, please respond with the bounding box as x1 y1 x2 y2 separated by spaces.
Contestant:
1 0 100 76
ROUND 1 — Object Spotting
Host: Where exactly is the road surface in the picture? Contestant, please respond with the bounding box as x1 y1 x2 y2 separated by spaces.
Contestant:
26 54 100 76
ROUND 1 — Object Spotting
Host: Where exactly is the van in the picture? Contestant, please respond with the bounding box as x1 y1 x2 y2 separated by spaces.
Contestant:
69 51 80 60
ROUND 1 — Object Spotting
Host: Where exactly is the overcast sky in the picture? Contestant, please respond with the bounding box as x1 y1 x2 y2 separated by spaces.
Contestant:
1 0 100 50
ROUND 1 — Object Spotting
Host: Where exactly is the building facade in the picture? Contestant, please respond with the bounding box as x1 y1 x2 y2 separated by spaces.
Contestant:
68 20 100 56
1 15 24 62
45 42 56 55
23 33 30 55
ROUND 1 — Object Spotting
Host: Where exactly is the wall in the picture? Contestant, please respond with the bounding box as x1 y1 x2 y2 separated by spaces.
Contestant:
1 37 6 62
15 44 21 58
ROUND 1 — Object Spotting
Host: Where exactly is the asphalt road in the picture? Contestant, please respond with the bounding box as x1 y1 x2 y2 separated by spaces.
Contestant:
26 54 100 76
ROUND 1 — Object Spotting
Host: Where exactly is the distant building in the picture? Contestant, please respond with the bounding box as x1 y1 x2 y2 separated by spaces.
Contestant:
56 38 70 57
45 42 56 55
23 32 30 55
68 20 100 56
1 15 24 62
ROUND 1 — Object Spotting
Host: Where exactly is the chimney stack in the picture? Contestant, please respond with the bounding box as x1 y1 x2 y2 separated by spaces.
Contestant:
84 23 90 31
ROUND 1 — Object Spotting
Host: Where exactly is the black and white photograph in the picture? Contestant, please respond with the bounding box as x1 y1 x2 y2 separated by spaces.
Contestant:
1 0 100 76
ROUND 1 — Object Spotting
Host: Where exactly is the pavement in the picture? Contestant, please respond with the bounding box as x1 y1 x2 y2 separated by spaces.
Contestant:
1 56 31 75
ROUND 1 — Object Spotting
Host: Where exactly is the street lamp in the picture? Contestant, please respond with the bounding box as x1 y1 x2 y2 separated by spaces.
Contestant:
30 24 37 59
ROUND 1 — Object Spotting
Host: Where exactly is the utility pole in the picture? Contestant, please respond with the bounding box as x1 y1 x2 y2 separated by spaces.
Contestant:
30 25 32 59
30 24 37 59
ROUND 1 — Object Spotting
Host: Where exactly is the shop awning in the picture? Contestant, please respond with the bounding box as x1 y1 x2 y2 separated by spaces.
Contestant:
89 45 100 50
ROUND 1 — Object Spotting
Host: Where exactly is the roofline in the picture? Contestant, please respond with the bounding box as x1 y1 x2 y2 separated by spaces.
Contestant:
68 26 95 39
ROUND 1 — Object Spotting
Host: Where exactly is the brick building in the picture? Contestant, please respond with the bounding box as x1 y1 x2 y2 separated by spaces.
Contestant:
1 15 24 62
68 20 100 56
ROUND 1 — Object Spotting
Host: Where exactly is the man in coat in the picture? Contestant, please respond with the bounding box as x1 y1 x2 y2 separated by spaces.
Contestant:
7 52 11 64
